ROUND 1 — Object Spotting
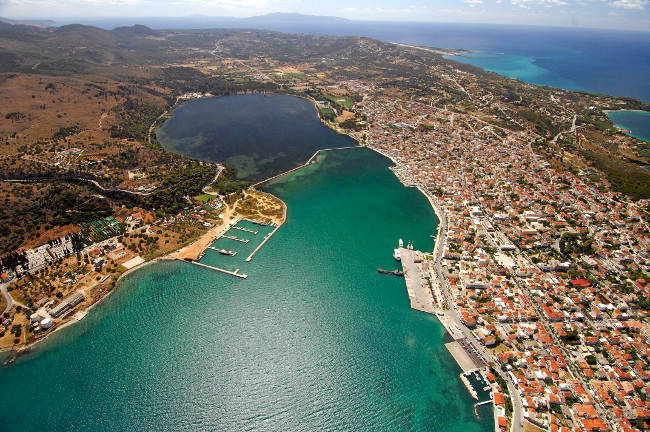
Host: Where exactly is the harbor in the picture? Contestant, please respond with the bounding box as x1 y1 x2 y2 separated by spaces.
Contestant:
394 238 491 407
222 235 249 244
445 341 479 373
206 246 237 256
231 226 258 234
397 246 435 314
183 218 282 278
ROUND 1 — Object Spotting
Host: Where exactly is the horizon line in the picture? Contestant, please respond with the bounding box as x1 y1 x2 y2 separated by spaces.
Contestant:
2 13 650 34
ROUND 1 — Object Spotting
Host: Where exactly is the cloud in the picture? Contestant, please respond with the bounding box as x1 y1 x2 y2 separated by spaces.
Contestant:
610 0 646 9
463 0 484 6
510 0 568 7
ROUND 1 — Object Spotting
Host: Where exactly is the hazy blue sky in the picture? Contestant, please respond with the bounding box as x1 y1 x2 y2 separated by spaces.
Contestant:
1 0 649 31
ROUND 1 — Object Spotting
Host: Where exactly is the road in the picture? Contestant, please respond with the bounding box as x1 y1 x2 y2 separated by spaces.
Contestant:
1 283 13 315
551 113 578 143
202 164 224 194
1 282 27 316
4 177 156 196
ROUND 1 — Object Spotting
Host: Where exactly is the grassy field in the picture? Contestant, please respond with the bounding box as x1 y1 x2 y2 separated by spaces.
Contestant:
195 193 218 202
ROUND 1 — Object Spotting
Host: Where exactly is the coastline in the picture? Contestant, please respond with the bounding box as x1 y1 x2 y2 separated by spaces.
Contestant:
390 41 467 57
4 255 173 361
3 92 319 358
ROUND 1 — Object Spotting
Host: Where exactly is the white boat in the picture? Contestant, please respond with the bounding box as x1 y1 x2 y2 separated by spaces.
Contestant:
399 238 404 248
393 248 401 261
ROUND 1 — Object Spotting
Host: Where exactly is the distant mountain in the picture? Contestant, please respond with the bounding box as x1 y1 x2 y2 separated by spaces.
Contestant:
0 17 55 28
31 13 354 31
244 13 351 24
111 24 161 37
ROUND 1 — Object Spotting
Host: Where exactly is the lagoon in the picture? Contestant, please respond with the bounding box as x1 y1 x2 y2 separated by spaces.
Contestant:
157 94 356 182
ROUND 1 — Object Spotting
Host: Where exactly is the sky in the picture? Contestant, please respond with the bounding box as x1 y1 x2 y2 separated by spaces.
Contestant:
1 0 649 31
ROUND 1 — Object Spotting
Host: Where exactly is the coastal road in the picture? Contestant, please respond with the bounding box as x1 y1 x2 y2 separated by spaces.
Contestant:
506 379 524 432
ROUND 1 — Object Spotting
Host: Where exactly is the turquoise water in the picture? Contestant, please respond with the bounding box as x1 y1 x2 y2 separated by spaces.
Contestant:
444 51 580 91
0 148 492 431
606 110 650 143
157 94 356 182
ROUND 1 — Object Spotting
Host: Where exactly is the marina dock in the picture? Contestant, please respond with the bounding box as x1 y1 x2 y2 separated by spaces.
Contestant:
181 259 248 279
206 246 237 256
232 226 258 234
459 372 479 400
222 235 249 244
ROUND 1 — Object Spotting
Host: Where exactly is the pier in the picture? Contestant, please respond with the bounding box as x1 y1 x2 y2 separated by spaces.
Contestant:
245 223 280 262
459 372 479 400
474 400 492 418
251 146 360 188
445 341 479 372
222 235 249 244
232 226 258 235
399 248 435 313
181 259 248 279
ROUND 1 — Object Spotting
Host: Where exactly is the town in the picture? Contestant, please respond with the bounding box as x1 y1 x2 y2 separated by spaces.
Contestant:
338 83 650 432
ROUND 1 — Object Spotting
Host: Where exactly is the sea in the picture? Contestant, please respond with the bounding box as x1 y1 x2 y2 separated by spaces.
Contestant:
605 110 650 145
0 96 493 431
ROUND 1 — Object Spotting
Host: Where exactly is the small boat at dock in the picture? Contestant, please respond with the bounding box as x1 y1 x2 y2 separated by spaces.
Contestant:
377 268 404 277
216 248 237 256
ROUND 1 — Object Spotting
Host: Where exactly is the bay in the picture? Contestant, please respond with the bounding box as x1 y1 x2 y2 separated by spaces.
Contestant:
606 110 650 143
0 95 492 431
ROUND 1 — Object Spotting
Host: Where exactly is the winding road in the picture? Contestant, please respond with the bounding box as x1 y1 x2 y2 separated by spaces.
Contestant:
1 283 13 315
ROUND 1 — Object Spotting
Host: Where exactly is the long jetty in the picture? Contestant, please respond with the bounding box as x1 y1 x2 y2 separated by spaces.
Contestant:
245 223 280 262
181 259 248 279
251 146 359 188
